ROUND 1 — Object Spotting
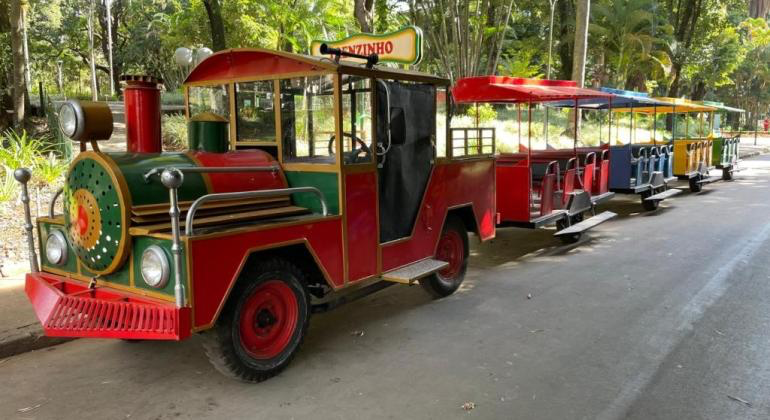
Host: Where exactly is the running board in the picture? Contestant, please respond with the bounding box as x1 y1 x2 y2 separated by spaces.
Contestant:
645 188 682 201
382 259 449 284
697 176 721 185
554 211 617 237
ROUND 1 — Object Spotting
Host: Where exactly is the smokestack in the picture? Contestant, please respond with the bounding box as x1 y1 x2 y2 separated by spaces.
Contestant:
120 75 163 153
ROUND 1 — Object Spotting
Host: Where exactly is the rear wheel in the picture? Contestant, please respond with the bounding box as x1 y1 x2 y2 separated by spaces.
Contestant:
689 176 703 193
420 216 469 298
202 258 310 383
556 214 583 244
641 189 660 211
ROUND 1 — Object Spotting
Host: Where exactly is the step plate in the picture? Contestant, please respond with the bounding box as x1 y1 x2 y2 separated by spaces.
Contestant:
645 188 682 201
554 211 617 237
382 259 449 284
697 176 721 185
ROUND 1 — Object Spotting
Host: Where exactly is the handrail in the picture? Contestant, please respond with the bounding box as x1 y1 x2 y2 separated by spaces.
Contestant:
49 188 64 218
184 187 328 236
584 152 596 167
600 149 609 161
143 165 280 183
545 160 560 191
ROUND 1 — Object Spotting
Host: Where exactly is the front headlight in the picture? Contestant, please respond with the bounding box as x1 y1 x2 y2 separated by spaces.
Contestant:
45 230 68 266
58 101 83 139
141 246 170 288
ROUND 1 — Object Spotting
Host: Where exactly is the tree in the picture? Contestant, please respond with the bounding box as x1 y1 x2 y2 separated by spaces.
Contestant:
572 0 590 86
410 0 515 83
203 0 226 51
749 0 770 18
10 0 25 126
665 0 705 97
354 0 374 32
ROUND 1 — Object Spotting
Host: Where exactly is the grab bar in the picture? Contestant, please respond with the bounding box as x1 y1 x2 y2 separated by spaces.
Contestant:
49 188 64 218
184 187 328 236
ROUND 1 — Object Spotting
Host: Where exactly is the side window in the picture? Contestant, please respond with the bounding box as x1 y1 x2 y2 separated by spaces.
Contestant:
436 87 448 157
280 75 336 163
341 76 373 164
188 85 230 120
235 81 276 143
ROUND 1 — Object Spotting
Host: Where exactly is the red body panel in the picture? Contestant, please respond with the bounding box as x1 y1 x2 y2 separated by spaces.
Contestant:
496 161 531 222
189 217 344 328
344 171 379 283
381 159 495 271
25 272 191 340
124 81 162 153
189 150 287 193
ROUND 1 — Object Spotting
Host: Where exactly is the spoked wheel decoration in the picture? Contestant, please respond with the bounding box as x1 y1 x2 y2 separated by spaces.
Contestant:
436 229 464 282
238 280 299 359
64 154 129 274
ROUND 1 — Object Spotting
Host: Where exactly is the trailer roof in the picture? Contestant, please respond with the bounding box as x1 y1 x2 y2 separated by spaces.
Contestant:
546 87 672 109
451 76 613 104
698 100 745 113
183 48 449 86
611 97 718 114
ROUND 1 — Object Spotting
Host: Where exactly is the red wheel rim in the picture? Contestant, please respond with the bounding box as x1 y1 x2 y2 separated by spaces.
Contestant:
238 280 299 360
436 230 464 280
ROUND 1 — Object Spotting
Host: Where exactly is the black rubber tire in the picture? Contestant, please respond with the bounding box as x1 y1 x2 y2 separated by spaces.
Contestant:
722 167 733 181
555 214 583 244
420 216 469 299
201 258 310 383
641 190 660 211
689 176 703 193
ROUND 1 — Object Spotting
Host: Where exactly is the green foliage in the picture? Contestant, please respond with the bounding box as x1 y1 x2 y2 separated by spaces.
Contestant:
466 104 498 124
34 152 68 187
161 113 188 151
0 130 52 171
0 167 17 204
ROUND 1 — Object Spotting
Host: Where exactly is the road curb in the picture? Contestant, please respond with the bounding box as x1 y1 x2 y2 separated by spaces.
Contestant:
0 325 73 360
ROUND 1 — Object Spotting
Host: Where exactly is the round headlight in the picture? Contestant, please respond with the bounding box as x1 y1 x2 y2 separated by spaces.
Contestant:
45 230 68 266
58 101 82 139
141 246 170 288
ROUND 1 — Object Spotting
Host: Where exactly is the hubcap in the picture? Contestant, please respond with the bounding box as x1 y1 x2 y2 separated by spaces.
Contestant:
436 230 464 280
239 280 298 360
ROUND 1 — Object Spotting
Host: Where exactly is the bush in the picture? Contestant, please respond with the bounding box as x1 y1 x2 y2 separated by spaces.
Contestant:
0 130 69 203
466 103 498 124
162 114 188 151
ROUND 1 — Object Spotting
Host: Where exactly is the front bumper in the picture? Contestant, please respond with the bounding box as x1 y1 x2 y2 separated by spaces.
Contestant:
25 272 191 340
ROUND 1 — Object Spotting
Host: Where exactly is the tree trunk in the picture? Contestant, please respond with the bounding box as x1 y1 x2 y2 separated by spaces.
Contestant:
10 0 25 127
354 0 374 33
202 0 226 51
750 0 770 18
571 0 590 87
569 0 590 140
557 0 575 80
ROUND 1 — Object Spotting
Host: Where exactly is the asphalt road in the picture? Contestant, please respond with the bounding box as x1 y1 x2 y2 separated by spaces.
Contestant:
3 157 770 420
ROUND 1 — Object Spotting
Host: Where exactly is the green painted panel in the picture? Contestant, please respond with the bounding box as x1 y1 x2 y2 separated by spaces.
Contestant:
712 138 724 166
38 221 78 273
107 153 209 205
80 260 131 286
132 236 185 296
284 171 339 215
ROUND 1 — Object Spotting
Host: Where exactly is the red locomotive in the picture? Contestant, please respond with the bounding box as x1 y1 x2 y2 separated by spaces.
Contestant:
15 47 496 382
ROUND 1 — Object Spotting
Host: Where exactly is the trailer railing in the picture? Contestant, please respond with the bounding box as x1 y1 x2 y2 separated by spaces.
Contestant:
449 127 495 158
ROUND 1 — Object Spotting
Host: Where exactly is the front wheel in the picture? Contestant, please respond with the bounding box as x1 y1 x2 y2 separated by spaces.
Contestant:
202 258 310 383
420 216 469 298
722 167 733 181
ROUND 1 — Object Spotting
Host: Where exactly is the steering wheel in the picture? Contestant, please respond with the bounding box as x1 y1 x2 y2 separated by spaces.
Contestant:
327 133 372 164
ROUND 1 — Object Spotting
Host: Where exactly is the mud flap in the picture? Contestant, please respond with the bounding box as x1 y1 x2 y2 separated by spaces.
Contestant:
553 211 617 237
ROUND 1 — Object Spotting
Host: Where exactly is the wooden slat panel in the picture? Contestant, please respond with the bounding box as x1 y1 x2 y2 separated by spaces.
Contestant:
128 205 310 235
130 199 291 224
131 196 289 217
